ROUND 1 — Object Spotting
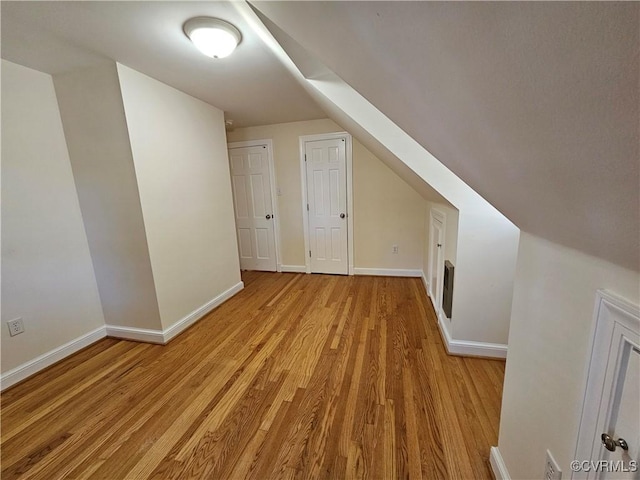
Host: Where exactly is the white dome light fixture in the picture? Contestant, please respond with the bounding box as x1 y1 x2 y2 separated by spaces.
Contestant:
183 17 242 59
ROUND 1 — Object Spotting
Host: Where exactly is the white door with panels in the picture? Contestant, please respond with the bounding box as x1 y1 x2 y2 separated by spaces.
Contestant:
428 210 445 316
305 138 348 275
228 144 277 272
574 292 639 480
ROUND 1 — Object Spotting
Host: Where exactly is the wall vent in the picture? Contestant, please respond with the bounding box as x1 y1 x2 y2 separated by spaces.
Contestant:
443 260 454 319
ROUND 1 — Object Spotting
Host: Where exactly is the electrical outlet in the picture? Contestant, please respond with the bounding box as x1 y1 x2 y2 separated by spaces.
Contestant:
392 244 399 254
544 450 562 480
7 318 25 337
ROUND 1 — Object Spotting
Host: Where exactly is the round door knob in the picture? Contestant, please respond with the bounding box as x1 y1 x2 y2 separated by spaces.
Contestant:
266 214 272 220
601 433 628 452
340 213 346 219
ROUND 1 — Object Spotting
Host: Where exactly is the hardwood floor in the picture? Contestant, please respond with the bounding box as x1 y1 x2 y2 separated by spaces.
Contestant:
1 272 504 479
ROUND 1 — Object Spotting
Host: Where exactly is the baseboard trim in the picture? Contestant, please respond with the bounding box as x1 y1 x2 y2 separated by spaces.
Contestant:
163 281 244 343
280 265 306 273
421 270 507 360
1 283 245 390
108 281 245 345
105 324 165 344
437 311 508 359
421 271 430 293
353 268 423 277
490 447 511 480
0 326 106 391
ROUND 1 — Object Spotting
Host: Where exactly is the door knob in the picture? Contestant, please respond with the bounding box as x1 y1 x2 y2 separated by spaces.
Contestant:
340 213 346 219
437 243 442 247
601 433 628 452
266 214 272 220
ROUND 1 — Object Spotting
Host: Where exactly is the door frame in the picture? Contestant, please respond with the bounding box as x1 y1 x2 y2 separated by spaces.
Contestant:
573 290 640 479
227 139 282 272
428 208 446 318
299 132 354 275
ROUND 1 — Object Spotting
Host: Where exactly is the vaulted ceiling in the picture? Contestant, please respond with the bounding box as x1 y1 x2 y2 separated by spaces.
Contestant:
252 1 639 271
2 1 638 270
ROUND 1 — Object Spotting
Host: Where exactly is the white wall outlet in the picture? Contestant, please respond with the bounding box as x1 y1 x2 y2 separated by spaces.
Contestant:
392 244 399 254
544 449 562 480
7 318 25 337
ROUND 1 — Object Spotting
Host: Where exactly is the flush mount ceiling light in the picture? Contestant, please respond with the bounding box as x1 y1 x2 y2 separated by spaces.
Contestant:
183 17 242 59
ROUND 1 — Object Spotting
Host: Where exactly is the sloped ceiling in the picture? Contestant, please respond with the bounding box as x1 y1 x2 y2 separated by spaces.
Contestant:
252 1 639 271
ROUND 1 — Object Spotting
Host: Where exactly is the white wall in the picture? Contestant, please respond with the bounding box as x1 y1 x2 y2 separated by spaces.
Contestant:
227 119 426 271
54 63 162 331
241 8 520 347
305 73 520 346
353 140 425 270
117 64 241 330
1 60 105 373
498 232 640 479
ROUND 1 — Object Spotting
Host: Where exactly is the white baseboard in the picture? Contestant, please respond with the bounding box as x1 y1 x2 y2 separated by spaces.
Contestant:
105 324 165 344
437 312 508 359
490 447 511 480
280 265 306 273
2 282 245 390
421 271 430 293
108 281 245 345
0 326 106 391
163 281 244 343
421 270 508 359
353 268 423 277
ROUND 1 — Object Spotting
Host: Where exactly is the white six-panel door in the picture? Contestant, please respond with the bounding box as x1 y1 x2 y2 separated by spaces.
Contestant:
228 145 277 272
574 292 639 480
305 138 348 275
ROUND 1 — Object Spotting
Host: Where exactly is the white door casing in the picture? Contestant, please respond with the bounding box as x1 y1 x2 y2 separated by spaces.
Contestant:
228 141 279 272
573 290 640 479
428 208 446 317
300 133 353 275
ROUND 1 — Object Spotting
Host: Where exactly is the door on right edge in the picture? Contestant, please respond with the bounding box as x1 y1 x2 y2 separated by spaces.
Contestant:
574 292 639 480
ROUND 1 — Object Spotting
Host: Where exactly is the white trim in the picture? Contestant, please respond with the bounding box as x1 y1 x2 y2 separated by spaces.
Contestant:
572 290 640 479
299 132 353 275
280 264 307 273
421 270 430 293
353 268 422 278
228 139 281 272
490 447 511 480
0 326 106 391
428 207 446 310
1 282 245 390
346 136 354 276
422 270 507 359
435 309 507 359
105 324 165 344
163 281 244 342
107 281 245 345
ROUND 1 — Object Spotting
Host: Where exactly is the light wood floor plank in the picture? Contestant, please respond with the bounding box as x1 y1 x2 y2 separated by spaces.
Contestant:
1 272 505 479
